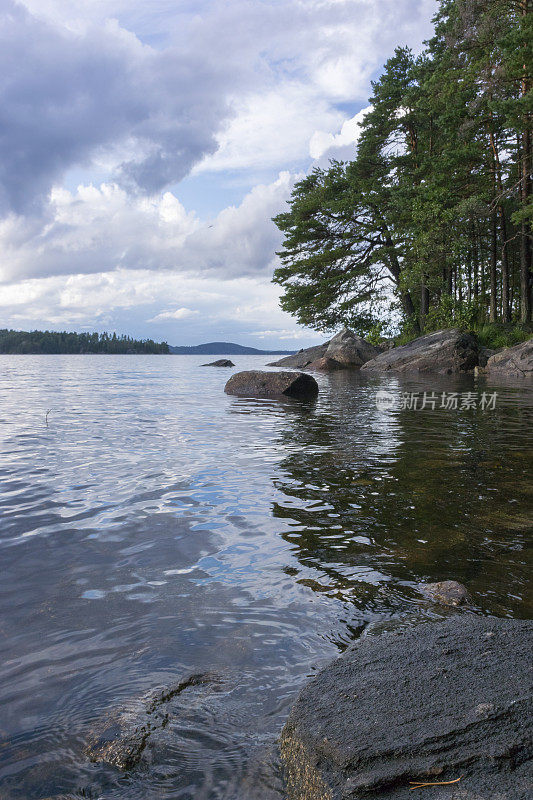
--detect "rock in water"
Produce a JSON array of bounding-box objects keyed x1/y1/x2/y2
[
  {"x1": 224, "y1": 371, "x2": 318, "y2": 400},
  {"x1": 361, "y1": 328, "x2": 479, "y2": 374},
  {"x1": 420, "y1": 580, "x2": 470, "y2": 606},
  {"x1": 486, "y1": 338, "x2": 533, "y2": 379},
  {"x1": 324, "y1": 329, "x2": 379, "y2": 367},
  {"x1": 201, "y1": 359, "x2": 235, "y2": 367},
  {"x1": 281, "y1": 617, "x2": 532, "y2": 800},
  {"x1": 84, "y1": 673, "x2": 217, "y2": 769}
]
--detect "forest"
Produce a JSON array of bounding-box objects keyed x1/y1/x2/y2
[
  {"x1": 273, "y1": 0, "x2": 532, "y2": 346},
  {"x1": 0, "y1": 329, "x2": 170, "y2": 354}
]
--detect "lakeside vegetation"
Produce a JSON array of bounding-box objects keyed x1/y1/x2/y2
[
  {"x1": 273, "y1": 0, "x2": 533, "y2": 347},
  {"x1": 0, "y1": 329, "x2": 170, "y2": 354}
]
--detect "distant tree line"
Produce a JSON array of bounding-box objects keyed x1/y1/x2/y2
[
  {"x1": 0, "y1": 329, "x2": 170, "y2": 354},
  {"x1": 273, "y1": 0, "x2": 532, "y2": 341}
]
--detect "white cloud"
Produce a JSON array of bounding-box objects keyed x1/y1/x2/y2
[
  {"x1": 0, "y1": 172, "x2": 295, "y2": 284},
  {"x1": 309, "y1": 105, "x2": 372, "y2": 160},
  {"x1": 1, "y1": 0, "x2": 438, "y2": 345},
  {"x1": 148, "y1": 307, "x2": 199, "y2": 321}
]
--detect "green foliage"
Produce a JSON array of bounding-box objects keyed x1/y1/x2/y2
[
  {"x1": 0, "y1": 329, "x2": 169, "y2": 355},
  {"x1": 422, "y1": 296, "x2": 484, "y2": 332},
  {"x1": 272, "y1": 0, "x2": 533, "y2": 336},
  {"x1": 476, "y1": 324, "x2": 533, "y2": 349}
]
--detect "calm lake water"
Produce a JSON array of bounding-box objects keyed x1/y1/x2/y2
[{"x1": 0, "y1": 355, "x2": 531, "y2": 799}]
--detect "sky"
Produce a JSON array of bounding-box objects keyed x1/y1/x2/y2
[{"x1": 1, "y1": 0, "x2": 437, "y2": 349}]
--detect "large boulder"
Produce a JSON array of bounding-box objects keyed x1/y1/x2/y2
[
  {"x1": 224, "y1": 370, "x2": 318, "y2": 400},
  {"x1": 268, "y1": 344, "x2": 329, "y2": 369},
  {"x1": 281, "y1": 617, "x2": 533, "y2": 800},
  {"x1": 324, "y1": 329, "x2": 379, "y2": 367},
  {"x1": 307, "y1": 357, "x2": 345, "y2": 372},
  {"x1": 361, "y1": 328, "x2": 479, "y2": 374},
  {"x1": 486, "y1": 338, "x2": 533, "y2": 379},
  {"x1": 268, "y1": 329, "x2": 377, "y2": 369}
]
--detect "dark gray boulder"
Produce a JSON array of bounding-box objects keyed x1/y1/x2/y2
[
  {"x1": 201, "y1": 359, "x2": 235, "y2": 367},
  {"x1": 281, "y1": 617, "x2": 533, "y2": 800},
  {"x1": 486, "y1": 338, "x2": 533, "y2": 379},
  {"x1": 420, "y1": 580, "x2": 470, "y2": 606},
  {"x1": 361, "y1": 328, "x2": 479, "y2": 374},
  {"x1": 324, "y1": 329, "x2": 379, "y2": 367},
  {"x1": 224, "y1": 371, "x2": 318, "y2": 400}
]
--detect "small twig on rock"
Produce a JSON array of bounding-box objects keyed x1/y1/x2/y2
[{"x1": 409, "y1": 776, "x2": 462, "y2": 790}]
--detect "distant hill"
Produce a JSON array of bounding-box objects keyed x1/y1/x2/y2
[{"x1": 169, "y1": 341, "x2": 296, "y2": 355}]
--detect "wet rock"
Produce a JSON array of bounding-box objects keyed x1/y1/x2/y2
[
  {"x1": 307, "y1": 357, "x2": 345, "y2": 372},
  {"x1": 420, "y1": 580, "x2": 470, "y2": 606},
  {"x1": 281, "y1": 617, "x2": 533, "y2": 800},
  {"x1": 324, "y1": 329, "x2": 379, "y2": 367},
  {"x1": 224, "y1": 371, "x2": 318, "y2": 400},
  {"x1": 268, "y1": 344, "x2": 329, "y2": 369},
  {"x1": 201, "y1": 359, "x2": 235, "y2": 367},
  {"x1": 84, "y1": 673, "x2": 217, "y2": 770},
  {"x1": 486, "y1": 338, "x2": 533, "y2": 379},
  {"x1": 361, "y1": 328, "x2": 479, "y2": 374}
]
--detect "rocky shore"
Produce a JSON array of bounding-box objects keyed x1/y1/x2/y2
[
  {"x1": 269, "y1": 327, "x2": 533, "y2": 379},
  {"x1": 281, "y1": 616, "x2": 533, "y2": 800}
]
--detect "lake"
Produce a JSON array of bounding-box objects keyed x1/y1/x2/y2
[{"x1": 0, "y1": 355, "x2": 531, "y2": 799}]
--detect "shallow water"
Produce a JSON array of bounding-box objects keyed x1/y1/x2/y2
[{"x1": 0, "y1": 354, "x2": 531, "y2": 799}]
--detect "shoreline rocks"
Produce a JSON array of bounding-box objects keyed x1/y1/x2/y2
[
  {"x1": 361, "y1": 328, "x2": 479, "y2": 374},
  {"x1": 486, "y1": 338, "x2": 533, "y2": 379},
  {"x1": 307, "y1": 357, "x2": 345, "y2": 372},
  {"x1": 224, "y1": 370, "x2": 319, "y2": 400},
  {"x1": 281, "y1": 617, "x2": 533, "y2": 800},
  {"x1": 324, "y1": 329, "x2": 379, "y2": 367},
  {"x1": 268, "y1": 329, "x2": 377, "y2": 370}
]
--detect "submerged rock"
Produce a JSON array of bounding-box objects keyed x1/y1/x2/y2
[
  {"x1": 486, "y1": 338, "x2": 533, "y2": 379},
  {"x1": 420, "y1": 580, "x2": 470, "y2": 606},
  {"x1": 201, "y1": 359, "x2": 235, "y2": 367},
  {"x1": 281, "y1": 617, "x2": 533, "y2": 800},
  {"x1": 224, "y1": 371, "x2": 318, "y2": 400},
  {"x1": 361, "y1": 328, "x2": 479, "y2": 374},
  {"x1": 324, "y1": 329, "x2": 379, "y2": 367},
  {"x1": 84, "y1": 673, "x2": 217, "y2": 770}
]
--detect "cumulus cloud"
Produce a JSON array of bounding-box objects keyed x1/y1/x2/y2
[
  {"x1": 0, "y1": 172, "x2": 295, "y2": 283},
  {"x1": 310, "y1": 106, "x2": 372, "y2": 161},
  {"x1": 1, "y1": 0, "x2": 438, "y2": 345},
  {"x1": 0, "y1": 0, "x2": 230, "y2": 213}
]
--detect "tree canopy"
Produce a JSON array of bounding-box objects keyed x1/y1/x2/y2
[{"x1": 273, "y1": 0, "x2": 532, "y2": 338}]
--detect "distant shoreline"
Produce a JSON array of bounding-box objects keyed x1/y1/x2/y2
[{"x1": 0, "y1": 329, "x2": 297, "y2": 356}]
